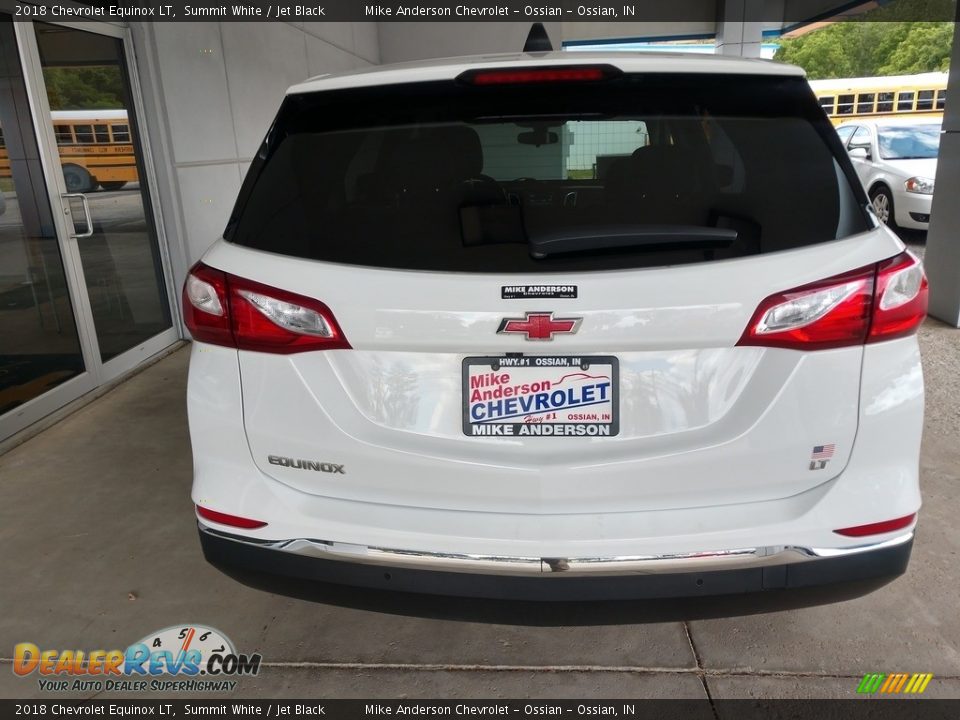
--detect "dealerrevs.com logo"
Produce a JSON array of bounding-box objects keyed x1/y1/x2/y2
[{"x1": 13, "y1": 624, "x2": 261, "y2": 693}]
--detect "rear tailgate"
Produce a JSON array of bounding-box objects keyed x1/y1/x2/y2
[
  {"x1": 206, "y1": 231, "x2": 897, "y2": 514},
  {"x1": 209, "y1": 69, "x2": 894, "y2": 515}
]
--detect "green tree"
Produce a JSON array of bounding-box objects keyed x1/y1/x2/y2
[
  {"x1": 773, "y1": 0, "x2": 955, "y2": 80},
  {"x1": 775, "y1": 21, "x2": 953, "y2": 78},
  {"x1": 42, "y1": 66, "x2": 126, "y2": 111},
  {"x1": 878, "y1": 23, "x2": 956, "y2": 73}
]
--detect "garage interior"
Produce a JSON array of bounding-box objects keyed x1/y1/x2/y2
[{"x1": 1, "y1": 0, "x2": 959, "y2": 701}]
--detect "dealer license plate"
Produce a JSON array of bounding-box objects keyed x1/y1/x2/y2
[{"x1": 462, "y1": 356, "x2": 619, "y2": 437}]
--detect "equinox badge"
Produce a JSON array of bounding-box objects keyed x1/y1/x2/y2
[{"x1": 268, "y1": 455, "x2": 345, "y2": 474}]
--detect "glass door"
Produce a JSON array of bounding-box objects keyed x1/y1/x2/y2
[
  {"x1": 0, "y1": 17, "x2": 177, "y2": 441},
  {"x1": 31, "y1": 22, "x2": 175, "y2": 368},
  {"x1": 0, "y1": 14, "x2": 95, "y2": 435}
]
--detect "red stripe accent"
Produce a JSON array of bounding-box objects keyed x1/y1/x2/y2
[
  {"x1": 196, "y1": 505, "x2": 267, "y2": 529},
  {"x1": 834, "y1": 513, "x2": 916, "y2": 537},
  {"x1": 180, "y1": 627, "x2": 196, "y2": 654}
]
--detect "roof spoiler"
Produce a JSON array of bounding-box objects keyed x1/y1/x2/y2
[{"x1": 523, "y1": 22, "x2": 553, "y2": 53}]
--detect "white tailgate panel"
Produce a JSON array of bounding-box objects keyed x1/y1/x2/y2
[{"x1": 205, "y1": 229, "x2": 901, "y2": 515}]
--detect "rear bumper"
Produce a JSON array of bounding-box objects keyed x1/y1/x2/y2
[{"x1": 199, "y1": 523, "x2": 913, "y2": 601}]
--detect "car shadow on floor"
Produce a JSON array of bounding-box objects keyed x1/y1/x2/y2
[
  {"x1": 214, "y1": 563, "x2": 896, "y2": 626},
  {"x1": 897, "y1": 229, "x2": 927, "y2": 246}
]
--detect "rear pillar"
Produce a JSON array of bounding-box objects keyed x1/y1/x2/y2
[{"x1": 924, "y1": 4, "x2": 960, "y2": 327}]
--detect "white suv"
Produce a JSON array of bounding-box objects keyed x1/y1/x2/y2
[{"x1": 183, "y1": 51, "x2": 927, "y2": 602}]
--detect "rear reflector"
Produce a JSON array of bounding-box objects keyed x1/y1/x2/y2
[
  {"x1": 834, "y1": 513, "x2": 916, "y2": 537},
  {"x1": 182, "y1": 261, "x2": 350, "y2": 354},
  {"x1": 458, "y1": 66, "x2": 617, "y2": 86},
  {"x1": 737, "y1": 251, "x2": 927, "y2": 351},
  {"x1": 196, "y1": 505, "x2": 268, "y2": 530}
]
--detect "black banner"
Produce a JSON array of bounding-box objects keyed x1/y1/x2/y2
[
  {"x1": 9, "y1": 0, "x2": 960, "y2": 22},
  {"x1": 2, "y1": 700, "x2": 960, "y2": 719}
]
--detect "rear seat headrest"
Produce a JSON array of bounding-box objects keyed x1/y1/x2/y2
[
  {"x1": 430, "y1": 125, "x2": 485, "y2": 179},
  {"x1": 385, "y1": 125, "x2": 486, "y2": 195},
  {"x1": 606, "y1": 144, "x2": 711, "y2": 200}
]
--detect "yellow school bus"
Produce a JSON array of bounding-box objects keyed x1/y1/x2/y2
[
  {"x1": 0, "y1": 109, "x2": 137, "y2": 192},
  {"x1": 809, "y1": 72, "x2": 948, "y2": 125}
]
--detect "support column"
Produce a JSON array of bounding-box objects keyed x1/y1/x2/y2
[
  {"x1": 715, "y1": 0, "x2": 764, "y2": 58},
  {"x1": 924, "y1": 7, "x2": 960, "y2": 327}
]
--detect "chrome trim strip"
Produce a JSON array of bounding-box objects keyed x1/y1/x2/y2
[
  {"x1": 806, "y1": 533, "x2": 916, "y2": 558},
  {"x1": 199, "y1": 523, "x2": 914, "y2": 577}
]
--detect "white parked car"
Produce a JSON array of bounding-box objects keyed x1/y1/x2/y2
[
  {"x1": 183, "y1": 48, "x2": 927, "y2": 602},
  {"x1": 837, "y1": 118, "x2": 941, "y2": 230}
]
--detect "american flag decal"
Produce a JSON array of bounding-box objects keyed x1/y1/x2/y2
[{"x1": 812, "y1": 444, "x2": 836, "y2": 459}]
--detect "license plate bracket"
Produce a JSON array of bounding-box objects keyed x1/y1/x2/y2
[{"x1": 462, "y1": 355, "x2": 619, "y2": 437}]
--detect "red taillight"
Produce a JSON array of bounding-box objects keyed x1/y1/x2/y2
[
  {"x1": 196, "y1": 505, "x2": 268, "y2": 530},
  {"x1": 867, "y1": 251, "x2": 929, "y2": 343},
  {"x1": 737, "y1": 266, "x2": 874, "y2": 350},
  {"x1": 182, "y1": 263, "x2": 232, "y2": 347},
  {"x1": 737, "y1": 251, "x2": 927, "y2": 351},
  {"x1": 182, "y1": 261, "x2": 350, "y2": 354},
  {"x1": 458, "y1": 66, "x2": 616, "y2": 86},
  {"x1": 834, "y1": 513, "x2": 916, "y2": 537},
  {"x1": 228, "y1": 276, "x2": 350, "y2": 354}
]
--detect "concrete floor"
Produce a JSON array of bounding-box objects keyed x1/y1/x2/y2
[{"x1": 1, "y1": 312, "x2": 959, "y2": 701}]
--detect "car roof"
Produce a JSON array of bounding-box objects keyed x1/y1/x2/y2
[{"x1": 287, "y1": 51, "x2": 804, "y2": 95}]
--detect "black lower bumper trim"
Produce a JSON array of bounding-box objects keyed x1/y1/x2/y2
[{"x1": 199, "y1": 529, "x2": 912, "y2": 602}]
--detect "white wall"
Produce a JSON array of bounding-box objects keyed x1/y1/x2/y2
[{"x1": 132, "y1": 21, "x2": 379, "y2": 304}]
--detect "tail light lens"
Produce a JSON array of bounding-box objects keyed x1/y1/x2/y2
[
  {"x1": 196, "y1": 505, "x2": 267, "y2": 530},
  {"x1": 834, "y1": 513, "x2": 916, "y2": 537},
  {"x1": 183, "y1": 264, "x2": 232, "y2": 347},
  {"x1": 868, "y1": 252, "x2": 929, "y2": 343},
  {"x1": 182, "y1": 261, "x2": 350, "y2": 354},
  {"x1": 738, "y1": 251, "x2": 927, "y2": 351}
]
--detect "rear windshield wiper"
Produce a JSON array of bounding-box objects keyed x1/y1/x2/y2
[{"x1": 528, "y1": 225, "x2": 738, "y2": 259}]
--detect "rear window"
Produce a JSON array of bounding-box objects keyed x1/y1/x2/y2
[{"x1": 226, "y1": 73, "x2": 869, "y2": 273}]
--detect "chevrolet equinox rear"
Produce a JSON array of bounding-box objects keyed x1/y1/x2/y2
[{"x1": 184, "y1": 51, "x2": 926, "y2": 602}]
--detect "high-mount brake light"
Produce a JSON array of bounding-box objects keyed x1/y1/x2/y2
[
  {"x1": 737, "y1": 251, "x2": 927, "y2": 351},
  {"x1": 181, "y1": 261, "x2": 351, "y2": 354},
  {"x1": 458, "y1": 66, "x2": 617, "y2": 86}
]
